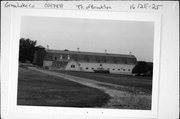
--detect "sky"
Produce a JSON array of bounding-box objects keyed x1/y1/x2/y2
[{"x1": 20, "y1": 16, "x2": 154, "y2": 62}]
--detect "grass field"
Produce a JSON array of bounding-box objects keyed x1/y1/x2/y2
[
  {"x1": 52, "y1": 70, "x2": 152, "y2": 94},
  {"x1": 17, "y1": 67, "x2": 110, "y2": 107},
  {"x1": 17, "y1": 64, "x2": 152, "y2": 109}
]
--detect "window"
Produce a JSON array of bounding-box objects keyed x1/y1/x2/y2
[
  {"x1": 71, "y1": 65, "x2": 75, "y2": 68},
  {"x1": 123, "y1": 69, "x2": 125, "y2": 71},
  {"x1": 118, "y1": 69, "x2": 120, "y2": 71},
  {"x1": 86, "y1": 67, "x2": 89, "y2": 70},
  {"x1": 67, "y1": 55, "x2": 70, "y2": 60},
  {"x1": 54, "y1": 57, "x2": 57, "y2": 61},
  {"x1": 91, "y1": 68, "x2": 94, "y2": 70},
  {"x1": 113, "y1": 69, "x2": 115, "y2": 71},
  {"x1": 128, "y1": 69, "x2": 131, "y2": 71}
]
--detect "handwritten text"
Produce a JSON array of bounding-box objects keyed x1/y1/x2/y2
[
  {"x1": 76, "y1": 4, "x2": 112, "y2": 10},
  {"x1": 44, "y1": 2, "x2": 63, "y2": 9},
  {"x1": 4, "y1": 2, "x2": 35, "y2": 8},
  {"x1": 130, "y1": 3, "x2": 163, "y2": 10}
]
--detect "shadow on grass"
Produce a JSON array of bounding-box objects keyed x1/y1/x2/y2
[{"x1": 17, "y1": 67, "x2": 110, "y2": 107}]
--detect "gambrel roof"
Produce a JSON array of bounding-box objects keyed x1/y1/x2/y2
[{"x1": 46, "y1": 49, "x2": 136, "y2": 59}]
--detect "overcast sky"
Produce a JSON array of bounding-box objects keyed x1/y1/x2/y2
[{"x1": 20, "y1": 16, "x2": 154, "y2": 62}]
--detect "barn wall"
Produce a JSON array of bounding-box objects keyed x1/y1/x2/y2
[
  {"x1": 41, "y1": 50, "x2": 137, "y2": 75},
  {"x1": 65, "y1": 60, "x2": 81, "y2": 71},
  {"x1": 79, "y1": 62, "x2": 135, "y2": 75}
]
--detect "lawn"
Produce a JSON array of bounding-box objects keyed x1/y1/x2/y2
[
  {"x1": 51, "y1": 70, "x2": 152, "y2": 94},
  {"x1": 17, "y1": 67, "x2": 110, "y2": 107}
]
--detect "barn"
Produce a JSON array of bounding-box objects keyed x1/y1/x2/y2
[{"x1": 33, "y1": 47, "x2": 137, "y2": 75}]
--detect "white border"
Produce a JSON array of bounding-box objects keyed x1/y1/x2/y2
[{"x1": 7, "y1": 9, "x2": 161, "y2": 119}]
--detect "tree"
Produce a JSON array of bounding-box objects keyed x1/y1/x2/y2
[
  {"x1": 132, "y1": 61, "x2": 153, "y2": 76},
  {"x1": 19, "y1": 38, "x2": 37, "y2": 63}
]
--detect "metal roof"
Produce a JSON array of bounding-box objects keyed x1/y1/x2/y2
[{"x1": 46, "y1": 49, "x2": 136, "y2": 59}]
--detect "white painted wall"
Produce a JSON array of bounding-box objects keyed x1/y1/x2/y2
[
  {"x1": 79, "y1": 62, "x2": 135, "y2": 75},
  {"x1": 43, "y1": 60, "x2": 135, "y2": 75},
  {"x1": 65, "y1": 60, "x2": 81, "y2": 71}
]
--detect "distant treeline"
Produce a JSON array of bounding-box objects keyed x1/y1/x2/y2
[{"x1": 19, "y1": 38, "x2": 37, "y2": 63}]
